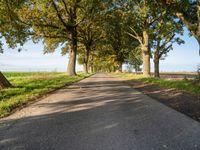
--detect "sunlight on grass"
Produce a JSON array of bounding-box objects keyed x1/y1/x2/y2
[
  {"x1": 0, "y1": 72, "x2": 92, "y2": 118},
  {"x1": 112, "y1": 72, "x2": 144, "y2": 80},
  {"x1": 112, "y1": 73, "x2": 200, "y2": 95}
]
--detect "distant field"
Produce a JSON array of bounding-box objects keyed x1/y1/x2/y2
[
  {"x1": 0, "y1": 72, "x2": 91, "y2": 118},
  {"x1": 159, "y1": 72, "x2": 197, "y2": 80},
  {"x1": 126, "y1": 72, "x2": 198, "y2": 80}
]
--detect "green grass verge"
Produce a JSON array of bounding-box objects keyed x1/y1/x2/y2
[
  {"x1": 112, "y1": 73, "x2": 200, "y2": 95},
  {"x1": 0, "y1": 72, "x2": 92, "y2": 118}
]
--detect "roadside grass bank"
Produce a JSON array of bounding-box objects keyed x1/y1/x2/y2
[
  {"x1": 0, "y1": 72, "x2": 92, "y2": 118},
  {"x1": 112, "y1": 72, "x2": 200, "y2": 121},
  {"x1": 112, "y1": 73, "x2": 200, "y2": 95}
]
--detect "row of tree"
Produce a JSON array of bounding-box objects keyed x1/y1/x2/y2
[
  {"x1": 0, "y1": 0, "x2": 199, "y2": 89},
  {"x1": 77, "y1": 0, "x2": 197, "y2": 76}
]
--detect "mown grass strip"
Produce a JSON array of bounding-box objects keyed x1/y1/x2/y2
[{"x1": 0, "y1": 72, "x2": 92, "y2": 118}]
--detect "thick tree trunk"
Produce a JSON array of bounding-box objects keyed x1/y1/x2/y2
[
  {"x1": 0, "y1": 72, "x2": 11, "y2": 89},
  {"x1": 154, "y1": 49, "x2": 160, "y2": 78},
  {"x1": 67, "y1": 44, "x2": 77, "y2": 76},
  {"x1": 154, "y1": 58, "x2": 160, "y2": 78},
  {"x1": 67, "y1": 29, "x2": 77, "y2": 76},
  {"x1": 141, "y1": 30, "x2": 151, "y2": 77},
  {"x1": 67, "y1": 6, "x2": 78, "y2": 76}
]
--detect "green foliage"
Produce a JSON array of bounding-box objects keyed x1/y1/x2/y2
[
  {"x1": 159, "y1": 0, "x2": 200, "y2": 53},
  {"x1": 126, "y1": 47, "x2": 142, "y2": 72},
  {"x1": 104, "y1": 8, "x2": 128, "y2": 60},
  {"x1": 88, "y1": 1, "x2": 141, "y2": 72},
  {"x1": 0, "y1": 0, "x2": 199, "y2": 76},
  {"x1": 0, "y1": 0, "x2": 30, "y2": 51},
  {"x1": 77, "y1": 0, "x2": 104, "y2": 71},
  {"x1": 151, "y1": 9, "x2": 185, "y2": 60},
  {"x1": 0, "y1": 72, "x2": 91, "y2": 117},
  {"x1": 0, "y1": 0, "x2": 107, "y2": 75}
]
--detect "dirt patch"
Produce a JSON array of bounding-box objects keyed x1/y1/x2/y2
[{"x1": 124, "y1": 80, "x2": 200, "y2": 122}]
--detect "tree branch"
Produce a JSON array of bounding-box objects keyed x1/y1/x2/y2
[
  {"x1": 52, "y1": 0, "x2": 69, "y2": 30},
  {"x1": 159, "y1": 44, "x2": 172, "y2": 58},
  {"x1": 128, "y1": 27, "x2": 142, "y2": 44},
  {"x1": 61, "y1": 0, "x2": 70, "y2": 14},
  {"x1": 176, "y1": 12, "x2": 196, "y2": 35}
]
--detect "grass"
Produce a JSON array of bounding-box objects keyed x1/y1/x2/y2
[
  {"x1": 112, "y1": 73, "x2": 200, "y2": 95},
  {"x1": 0, "y1": 72, "x2": 92, "y2": 118}
]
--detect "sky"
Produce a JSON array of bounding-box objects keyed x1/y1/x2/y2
[{"x1": 0, "y1": 29, "x2": 199, "y2": 72}]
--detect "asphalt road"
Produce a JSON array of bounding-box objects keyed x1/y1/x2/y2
[{"x1": 1, "y1": 73, "x2": 200, "y2": 150}]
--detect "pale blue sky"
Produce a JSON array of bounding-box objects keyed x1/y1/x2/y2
[
  {"x1": 158, "y1": 29, "x2": 199, "y2": 72},
  {"x1": 0, "y1": 29, "x2": 199, "y2": 72}
]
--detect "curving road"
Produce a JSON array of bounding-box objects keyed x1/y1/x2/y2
[{"x1": 1, "y1": 73, "x2": 200, "y2": 150}]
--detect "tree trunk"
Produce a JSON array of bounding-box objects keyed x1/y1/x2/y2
[
  {"x1": 83, "y1": 46, "x2": 90, "y2": 74},
  {"x1": 154, "y1": 56, "x2": 160, "y2": 78},
  {"x1": 141, "y1": 29, "x2": 151, "y2": 77},
  {"x1": 67, "y1": 29, "x2": 77, "y2": 76},
  {"x1": 83, "y1": 63, "x2": 88, "y2": 73},
  {"x1": 115, "y1": 62, "x2": 123, "y2": 73},
  {"x1": 0, "y1": 72, "x2": 12, "y2": 89},
  {"x1": 88, "y1": 65, "x2": 92, "y2": 73}
]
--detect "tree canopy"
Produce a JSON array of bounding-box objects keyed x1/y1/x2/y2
[{"x1": 0, "y1": 0, "x2": 198, "y2": 80}]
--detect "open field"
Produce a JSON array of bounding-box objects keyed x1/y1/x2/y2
[
  {"x1": 126, "y1": 72, "x2": 198, "y2": 80},
  {"x1": 0, "y1": 72, "x2": 91, "y2": 118},
  {"x1": 159, "y1": 72, "x2": 197, "y2": 80}
]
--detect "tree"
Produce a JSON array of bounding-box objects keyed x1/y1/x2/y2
[
  {"x1": 0, "y1": 38, "x2": 12, "y2": 88},
  {"x1": 152, "y1": 35, "x2": 184, "y2": 78},
  {"x1": 0, "y1": 0, "x2": 29, "y2": 89},
  {"x1": 126, "y1": 47, "x2": 142, "y2": 73},
  {"x1": 161, "y1": 0, "x2": 200, "y2": 54},
  {"x1": 103, "y1": 9, "x2": 127, "y2": 72},
  {"x1": 151, "y1": 12, "x2": 184, "y2": 77},
  {"x1": 78, "y1": 0, "x2": 104, "y2": 73},
  {"x1": 0, "y1": 72, "x2": 12, "y2": 89},
  {"x1": 2, "y1": 0, "x2": 97, "y2": 76},
  {"x1": 88, "y1": 42, "x2": 119, "y2": 72},
  {"x1": 0, "y1": 38, "x2": 11, "y2": 89},
  {"x1": 80, "y1": 0, "x2": 144, "y2": 73},
  {"x1": 126, "y1": 0, "x2": 163, "y2": 76}
]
